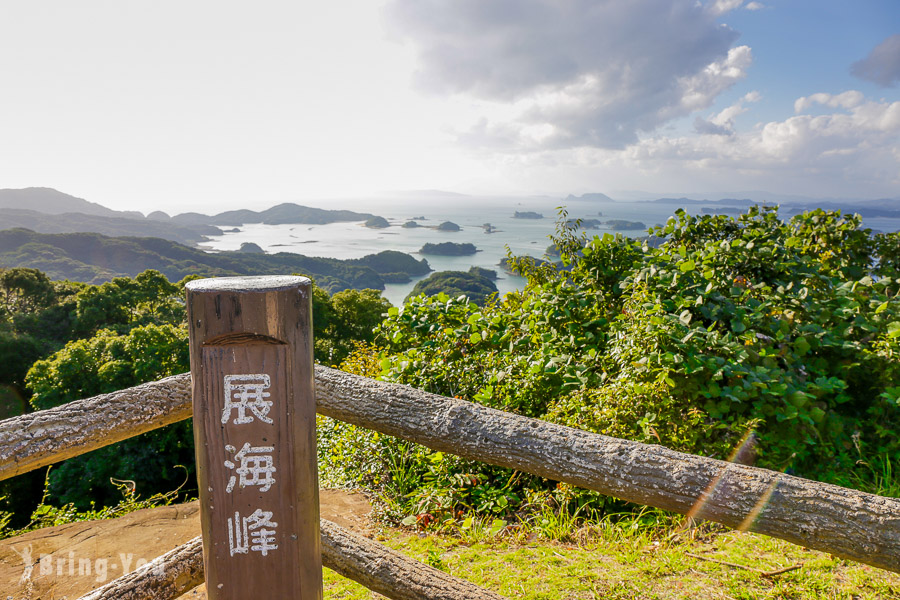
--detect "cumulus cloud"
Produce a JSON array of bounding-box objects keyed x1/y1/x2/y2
[
  {"x1": 625, "y1": 92, "x2": 900, "y2": 191},
  {"x1": 694, "y1": 90, "x2": 761, "y2": 135},
  {"x1": 794, "y1": 90, "x2": 864, "y2": 113},
  {"x1": 706, "y1": 0, "x2": 745, "y2": 17},
  {"x1": 386, "y1": 0, "x2": 748, "y2": 149},
  {"x1": 851, "y1": 34, "x2": 900, "y2": 87},
  {"x1": 744, "y1": 2, "x2": 766, "y2": 10}
]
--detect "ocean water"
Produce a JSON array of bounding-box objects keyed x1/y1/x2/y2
[{"x1": 198, "y1": 197, "x2": 900, "y2": 306}]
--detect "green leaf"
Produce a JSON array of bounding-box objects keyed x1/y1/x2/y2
[
  {"x1": 793, "y1": 337, "x2": 810, "y2": 355},
  {"x1": 679, "y1": 260, "x2": 696, "y2": 273},
  {"x1": 469, "y1": 332, "x2": 482, "y2": 343},
  {"x1": 401, "y1": 515, "x2": 417, "y2": 527},
  {"x1": 888, "y1": 322, "x2": 900, "y2": 339},
  {"x1": 679, "y1": 310, "x2": 692, "y2": 325}
]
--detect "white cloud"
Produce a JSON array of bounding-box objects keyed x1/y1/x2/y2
[
  {"x1": 744, "y1": 2, "x2": 765, "y2": 10},
  {"x1": 694, "y1": 90, "x2": 761, "y2": 136},
  {"x1": 622, "y1": 92, "x2": 900, "y2": 193},
  {"x1": 706, "y1": 0, "x2": 745, "y2": 17},
  {"x1": 851, "y1": 34, "x2": 900, "y2": 88},
  {"x1": 386, "y1": 0, "x2": 746, "y2": 149},
  {"x1": 794, "y1": 90, "x2": 864, "y2": 113}
]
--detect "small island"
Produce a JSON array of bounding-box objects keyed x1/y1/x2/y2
[
  {"x1": 606, "y1": 219, "x2": 646, "y2": 230},
  {"x1": 402, "y1": 221, "x2": 420, "y2": 228},
  {"x1": 436, "y1": 221, "x2": 460, "y2": 232},
  {"x1": 702, "y1": 207, "x2": 743, "y2": 215},
  {"x1": 365, "y1": 216, "x2": 390, "y2": 229},
  {"x1": 482, "y1": 223, "x2": 497, "y2": 233},
  {"x1": 238, "y1": 242, "x2": 265, "y2": 253},
  {"x1": 514, "y1": 211, "x2": 543, "y2": 219},
  {"x1": 469, "y1": 266, "x2": 498, "y2": 280},
  {"x1": 406, "y1": 270, "x2": 498, "y2": 306},
  {"x1": 566, "y1": 218, "x2": 604, "y2": 229},
  {"x1": 420, "y1": 242, "x2": 477, "y2": 256}
]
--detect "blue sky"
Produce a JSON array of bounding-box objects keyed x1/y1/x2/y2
[
  {"x1": 719, "y1": 2, "x2": 898, "y2": 119},
  {"x1": 0, "y1": 0, "x2": 897, "y2": 213}
]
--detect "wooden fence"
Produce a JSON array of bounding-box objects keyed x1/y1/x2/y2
[{"x1": 1, "y1": 365, "x2": 899, "y2": 598}]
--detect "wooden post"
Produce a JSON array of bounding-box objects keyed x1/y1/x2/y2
[{"x1": 186, "y1": 276, "x2": 322, "y2": 599}]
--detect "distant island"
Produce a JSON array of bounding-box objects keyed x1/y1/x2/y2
[
  {"x1": 514, "y1": 211, "x2": 543, "y2": 219},
  {"x1": 406, "y1": 269, "x2": 498, "y2": 306},
  {"x1": 365, "y1": 216, "x2": 390, "y2": 229},
  {"x1": 238, "y1": 242, "x2": 264, "y2": 253},
  {"x1": 606, "y1": 219, "x2": 646, "y2": 230},
  {"x1": 402, "y1": 221, "x2": 420, "y2": 228},
  {"x1": 420, "y1": 242, "x2": 477, "y2": 256},
  {"x1": 566, "y1": 218, "x2": 604, "y2": 229},
  {"x1": 172, "y1": 203, "x2": 378, "y2": 227},
  {"x1": 702, "y1": 207, "x2": 744, "y2": 215},
  {"x1": 564, "y1": 192, "x2": 614, "y2": 202},
  {"x1": 436, "y1": 221, "x2": 461, "y2": 232},
  {"x1": 469, "y1": 266, "x2": 498, "y2": 280}
]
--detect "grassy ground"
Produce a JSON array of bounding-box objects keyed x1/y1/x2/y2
[{"x1": 322, "y1": 525, "x2": 900, "y2": 599}]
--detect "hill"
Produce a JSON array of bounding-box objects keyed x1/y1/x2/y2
[
  {"x1": 171, "y1": 203, "x2": 377, "y2": 226},
  {"x1": 0, "y1": 229, "x2": 426, "y2": 293},
  {"x1": 0, "y1": 208, "x2": 220, "y2": 246},
  {"x1": 0, "y1": 187, "x2": 143, "y2": 218}
]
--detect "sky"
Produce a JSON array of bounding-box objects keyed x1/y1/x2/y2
[{"x1": 0, "y1": 0, "x2": 898, "y2": 214}]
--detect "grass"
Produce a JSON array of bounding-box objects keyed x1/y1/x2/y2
[{"x1": 322, "y1": 523, "x2": 900, "y2": 599}]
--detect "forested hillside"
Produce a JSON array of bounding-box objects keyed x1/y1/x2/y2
[{"x1": 0, "y1": 228, "x2": 428, "y2": 292}]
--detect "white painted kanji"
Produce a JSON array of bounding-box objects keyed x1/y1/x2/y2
[
  {"x1": 227, "y1": 509, "x2": 279, "y2": 557},
  {"x1": 224, "y1": 442, "x2": 276, "y2": 493},
  {"x1": 227, "y1": 511, "x2": 249, "y2": 556},
  {"x1": 222, "y1": 374, "x2": 273, "y2": 425}
]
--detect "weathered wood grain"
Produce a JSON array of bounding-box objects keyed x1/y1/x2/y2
[
  {"x1": 186, "y1": 275, "x2": 322, "y2": 600},
  {"x1": 75, "y1": 520, "x2": 507, "y2": 600},
  {"x1": 76, "y1": 535, "x2": 204, "y2": 600},
  {"x1": 0, "y1": 373, "x2": 192, "y2": 481}
]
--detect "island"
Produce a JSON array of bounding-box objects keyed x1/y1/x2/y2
[
  {"x1": 469, "y1": 266, "x2": 498, "y2": 280},
  {"x1": 566, "y1": 218, "x2": 604, "y2": 229},
  {"x1": 606, "y1": 219, "x2": 646, "y2": 230},
  {"x1": 406, "y1": 270, "x2": 498, "y2": 306},
  {"x1": 514, "y1": 211, "x2": 543, "y2": 219},
  {"x1": 402, "y1": 221, "x2": 420, "y2": 228},
  {"x1": 365, "y1": 216, "x2": 390, "y2": 229},
  {"x1": 436, "y1": 221, "x2": 461, "y2": 232},
  {"x1": 238, "y1": 242, "x2": 264, "y2": 253},
  {"x1": 420, "y1": 242, "x2": 477, "y2": 256}
]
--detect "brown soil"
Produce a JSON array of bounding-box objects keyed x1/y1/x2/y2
[{"x1": 0, "y1": 489, "x2": 372, "y2": 599}]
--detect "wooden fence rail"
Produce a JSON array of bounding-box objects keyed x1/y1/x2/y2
[
  {"x1": 1, "y1": 367, "x2": 898, "y2": 573},
  {"x1": 75, "y1": 519, "x2": 504, "y2": 600}
]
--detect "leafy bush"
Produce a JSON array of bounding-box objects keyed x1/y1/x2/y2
[{"x1": 347, "y1": 207, "x2": 900, "y2": 529}]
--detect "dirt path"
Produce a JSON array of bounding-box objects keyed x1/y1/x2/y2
[{"x1": 0, "y1": 489, "x2": 371, "y2": 599}]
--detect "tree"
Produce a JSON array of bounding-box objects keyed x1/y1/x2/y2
[
  {"x1": 26, "y1": 323, "x2": 193, "y2": 508},
  {"x1": 74, "y1": 269, "x2": 183, "y2": 335},
  {"x1": 0, "y1": 267, "x2": 56, "y2": 317}
]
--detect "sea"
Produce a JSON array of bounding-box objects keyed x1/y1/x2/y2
[{"x1": 198, "y1": 196, "x2": 900, "y2": 306}]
